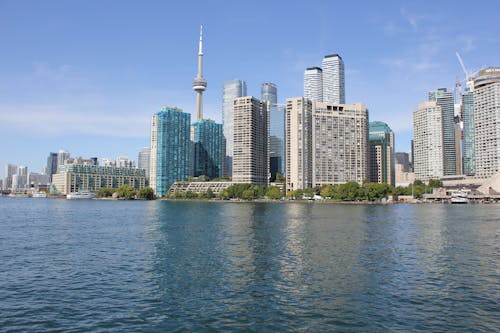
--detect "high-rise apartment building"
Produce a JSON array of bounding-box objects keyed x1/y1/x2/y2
[
  {"x1": 285, "y1": 97, "x2": 313, "y2": 191},
  {"x1": 192, "y1": 119, "x2": 224, "y2": 179},
  {"x1": 232, "y1": 96, "x2": 269, "y2": 186},
  {"x1": 3, "y1": 163, "x2": 17, "y2": 190},
  {"x1": 413, "y1": 101, "x2": 444, "y2": 181},
  {"x1": 261, "y1": 82, "x2": 284, "y2": 181},
  {"x1": 150, "y1": 107, "x2": 191, "y2": 196},
  {"x1": 322, "y1": 54, "x2": 345, "y2": 104},
  {"x1": 222, "y1": 79, "x2": 247, "y2": 176},
  {"x1": 462, "y1": 88, "x2": 475, "y2": 176},
  {"x1": 429, "y1": 88, "x2": 456, "y2": 175},
  {"x1": 369, "y1": 121, "x2": 395, "y2": 185},
  {"x1": 138, "y1": 147, "x2": 150, "y2": 179},
  {"x1": 304, "y1": 67, "x2": 323, "y2": 102},
  {"x1": 312, "y1": 101, "x2": 368, "y2": 186},
  {"x1": 473, "y1": 67, "x2": 500, "y2": 177}
]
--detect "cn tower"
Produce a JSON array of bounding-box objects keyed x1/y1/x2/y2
[{"x1": 192, "y1": 25, "x2": 207, "y2": 121}]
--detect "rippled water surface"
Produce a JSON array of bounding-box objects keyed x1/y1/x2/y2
[{"x1": 1, "y1": 198, "x2": 498, "y2": 332}]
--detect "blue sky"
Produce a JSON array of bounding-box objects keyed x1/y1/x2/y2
[{"x1": 1, "y1": 0, "x2": 499, "y2": 172}]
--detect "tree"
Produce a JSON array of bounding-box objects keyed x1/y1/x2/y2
[
  {"x1": 275, "y1": 172, "x2": 285, "y2": 182},
  {"x1": 116, "y1": 184, "x2": 137, "y2": 200},
  {"x1": 206, "y1": 188, "x2": 214, "y2": 199},
  {"x1": 137, "y1": 187, "x2": 155, "y2": 200},
  {"x1": 97, "y1": 188, "x2": 115, "y2": 198},
  {"x1": 303, "y1": 187, "x2": 315, "y2": 199},
  {"x1": 428, "y1": 179, "x2": 443, "y2": 188},
  {"x1": 266, "y1": 186, "x2": 282, "y2": 200}
]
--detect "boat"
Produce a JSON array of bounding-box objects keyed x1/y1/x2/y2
[
  {"x1": 450, "y1": 190, "x2": 469, "y2": 204},
  {"x1": 31, "y1": 191, "x2": 47, "y2": 198},
  {"x1": 66, "y1": 191, "x2": 96, "y2": 200}
]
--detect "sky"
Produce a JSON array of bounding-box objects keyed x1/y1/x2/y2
[{"x1": 1, "y1": 0, "x2": 499, "y2": 173}]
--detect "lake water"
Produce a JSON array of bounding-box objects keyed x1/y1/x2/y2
[{"x1": 0, "y1": 198, "x2": 498, "y2": 332}]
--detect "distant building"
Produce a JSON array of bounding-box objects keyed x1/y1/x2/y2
[
  {"x1": 28, "y1": 172, "x2": 50, "y2": 188},
  {"x1": 138, "y1": 147, "x2": 150, "y2": 179},
  {"x1": 52, "y1": 164, "x2": 146, "y2": 195},
  {"x1": 46, "y1": 152, "x2": 58, "y2": 181},
  {"x1": 322, "y1": 54, "x2": 345, "y2": 104},
  {"x1": 150, "y1": 107, "x2": 191, "y2": 196},
  {"x1": 222, "y1": 79, "x2": 247, "y2": 176},
  {"x1": 57, "y1": 150, "x2": 70, "y2": 168},
  {"x1": 429, "y1": 88, "x2": 456, "y2": 175},
  {"x1": 285, "y1": 97, "x2": 313, "y2": 191},
  {"x1": 369, "y1": 121, "x2": 395, "y2": 185},
  {"x1": 66, "y1": 157, "x2": 98, "y2": 166},
  {"x1": 304, "y1": 67, "x2": 323, "y2": 102},
  {"x1": 473, "y1": 67, "x2": 500, "y2": 177},
  {"x1": 192, "y1": 119, "x2": 224, "y2": 179},
  {"x1": 454, "y1": 116, "x2": 462, "y2": 175},
  {"x1": 395, "y1": 152, "x2": 415, "y2": 186},
  {"x1": 3, "y1": 164, "x2": 17, "y2": 190},
  {"x1": 462, "y1": 88, "x2": 475, "y2": 176},
  {"x1": 232, "y1": 96, "x2": 269, "y2": 186},
  {"x1": 413, "y1": 101, "x2": 444, "y2": 181},
  {"x1": 261, "y1": 82, "x2": 284, "y2": 181}
]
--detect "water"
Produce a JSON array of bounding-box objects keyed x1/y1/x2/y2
[{"x1": 0, "y1": 198, "x2": 498, "y2": 332}]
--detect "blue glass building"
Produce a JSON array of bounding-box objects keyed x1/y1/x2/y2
[
  {"x1": 261, "y1": 82, "x2": 284, "y2": 181},
  {"x1": 150, "y1": 107, "x2": 191, "y2": 197},
  {"x1": 368, "y1": 121, "x2": 395, "y2": 185},
  {"x1": 192, "y1": 120, "x2": 224, "y2": 179}
]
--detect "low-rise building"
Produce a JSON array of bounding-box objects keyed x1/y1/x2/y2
[{"x1": 52, "y1": 164, "x2": 146, "y2": 194}]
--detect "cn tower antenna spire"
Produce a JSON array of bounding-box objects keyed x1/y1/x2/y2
[{"x1": 193, "y1": 24, "x2": 207, "y2": 121}]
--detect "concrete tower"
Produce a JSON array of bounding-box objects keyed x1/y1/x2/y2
[{"x1": 192, "y1": 25, "x2": 207, "y2": 121}]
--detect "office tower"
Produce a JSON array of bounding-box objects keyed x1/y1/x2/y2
[
  {"x1": 454, "y1": 116, "x2": 462, "y2": 175},
  {"x1": 14, "y1": 166, "x2": 28, "y2": 190},
  {"x1": 395, "y1": 152, "x2": 411, "y2": 172},
  {"x1": 312, "y1": 102, "x2": 368, "y2": 186},
  {"x1": 232, "y1": 96, "x2": 269, "y2": 185},
  {"x1": 150, "y1": 107, "x2": 191, "y2": 196},
  {"x1": 429, "y1": 88, "x2": 456, "y2": 175},
  {"x1": 3, "y1": 164, "x2": 17, "y2": 190},
  {"x1": 322, "y1": 54, "x2": 345, "y2": 104},
  {"x1": 462, "y1": 88, "x2": 475, "y2": 175},
  {"x1": 192, "y1": 120, "x2": 224, "y2": 179},
  {"x1": 304, "y1": 67, "x2": 323, "y2": 102},
  {"x1": 261, "y1": 82, "x2": 284, "y2": 181},
  {"x1": 138, "y1": 147, "x2": 150, "y2": 179},
  {"x1": 192, "y1": 25, "x2": 207, "y2": 121},
  {"x1": 413, "y1": 101, "x2": 444, "y2": 181},
  {"x1": 285, "y1": 97, "x2": 313, "y2": 191},
  {"x1": 46, "y1": 152, "x2": 58, "y2": 181},
  {"x1": 57, "y1": 150, "x2": 70, "y2": 167},
  {"x1": 222, "y1": 79, "x2": 247, "y2": 176},
  {"x1": 369, "y1": 121, "x2": 395, "y2": 185},
  {"x1": 473, "y1": 67, "x2": 500, "y2": 177},
  {"x1": 114, "y1": 156, "x2": 134, "y2": 168}
]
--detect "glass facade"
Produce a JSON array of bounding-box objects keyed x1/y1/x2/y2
[
  {"x1": 461, "y1": 89, "x2": 475, "y2": 175},
  {"x1": 261, "y1": 82, "x2": 284, "y2": 181},
  {"x1": 369, "y1": 121, "x2": 395, "y2": 185},
  {"x1": 192, "y1": 120, "x2": 224, "y2": 179},
  {"x1": 222, "y1": 80, "x2": 247, "y2": 176},
  {"x1": 150, "y1": 108, "x2": 191, "y2": 197}
]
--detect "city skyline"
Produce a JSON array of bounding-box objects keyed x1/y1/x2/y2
[{"x1": 1, "y1": 1, "x2": 499, "y2": 171}]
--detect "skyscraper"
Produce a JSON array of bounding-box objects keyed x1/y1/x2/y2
[
  {"x1": 285, "y1": 97, "x2": 313, "y2": 191},
  {"x1": 322, "y1": 54, "x2": 345, "y2": 104},
  {"x1": 138, "y1": 147, "x2": 150, "y2": 179},
  {"x1": 261, "y1": 82, "x2": 284, "y2": 181},
  {"x1": 413, "y1": 101, "x2": 444, "y2": 181},
  {"x1": 3, "y1": 163, "x2": 17, "y2": 190},
  {"x1": 192, "y1": 119, "x2": 224, "y2": 179},
  {"x1": 46, "y1": 152, "x2": 58, "y2": 181},
  {"x1": 192, "y1": 25, "x2": 207, "y2": 121},
  {"x1": 429, "y1": 88, "x2": 456, "y2": 175},
  {"x1": 369, "y1": 121, "x2": 395, "y2": 185},
  {"x1": 222, "y1": 79, "x2": 247, "y2": 176},
  {"x1": 150, "y1": 107, "x2": 191, "y2": 196},
  {"x1": 304, "y1": 67, "x2": 323, "y2": 102},
  {"x1": 232, "y1": 96, "x2": 269, "y2": 186},
  {"x1": 473, "y1": 67, "x2": 500, "y2": 177},
  {"x1": 57, "y1": 150, "x2": 70, "y2": 167},
  {"x1": 312, "y1": 101, "x2": 368, "y2": 186},
  {"x1": 462, "y1": 88, "x2": 475, "y2": 176}
]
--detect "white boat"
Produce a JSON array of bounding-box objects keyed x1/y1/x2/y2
[
  {"x1": 451, "y1": 190, "x2": 469, "y2": 204},
  {"x1": 66, "y1": 191, "x2": 96, "y2": 200},
  {"x1": 32, "y1": 191, "x2": 47, "y2": 198}
]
